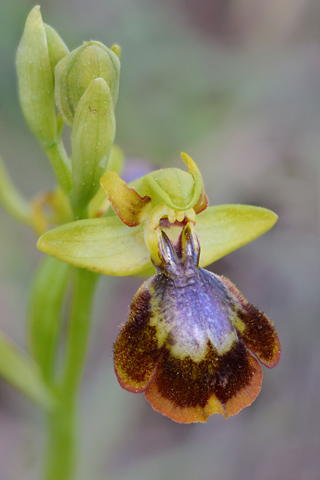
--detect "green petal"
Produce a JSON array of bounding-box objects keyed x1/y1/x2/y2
[
  {"x1": 100, "y1": 171, "x2": 151, "y2": 226},
  {"x1": 37, "y1": 217, "x2": 151, "y2": 276},
  {"x1": 0, "y1": 332, "x2": 55, "y2": 410},
  {"x1": 196, "y1": 204, "x2": 278, "y2": 267}
]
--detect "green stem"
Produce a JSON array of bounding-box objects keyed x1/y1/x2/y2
[
  {"x1": 44, "y1": 139, "x2": 72, "y2": 195},
  {"x1": 72, "y1": 204, "x2": 89, "y2": 221},
  {"x1": 43, "y1": 268, "x2": 99, "y2": 480}
]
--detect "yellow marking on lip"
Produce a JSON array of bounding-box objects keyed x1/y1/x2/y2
[{"x1": 167, "y1": 331, "x2": 238, "y2": 362}]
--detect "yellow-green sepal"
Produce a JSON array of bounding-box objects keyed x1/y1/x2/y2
[
  {"x1": 37, "y1": 204, "x2": 277, "y2": 276},
  {"x1": 37, "y1": 217, "x2": 151, "y2": 276},
  {"x1": 141, "y1": 168, "x2": 202, "y2": 211},
  {"x1": 136, "y1": 153, "x2": 205, "y2": 212},
  {"x1": 16, "y1": 6, "x2": 58, "y2": 146},
  {"x1": 196, "y1": 204, "x2": 278, "y2": 267},
  {"x1": 71, "y1": 78, "x2": 116, "y2": 213}
]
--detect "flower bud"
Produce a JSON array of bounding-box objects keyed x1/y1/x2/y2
[
  {"x1": 71, "y1": 78, "x2": 116, "y2": 213},
  {"x1": 55, "y1": 41, "x2": 120, "y2": 126},
  {"x1": 16, "y1": 6, "x2": 69, "y2": 146}
]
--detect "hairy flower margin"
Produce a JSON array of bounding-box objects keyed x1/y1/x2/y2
[{"x1": 38, "y1": 152, "x2": 280, "y2": 423}]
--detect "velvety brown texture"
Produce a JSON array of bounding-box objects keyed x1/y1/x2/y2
[
  {"x1": 236, "y1": 308, "x2": 281, "y2": 367},
  {"x1": 151, "y1": 341, "x2": 259, "y2": 409},
  {"x1": 221, "y1": 277, "x2": 281, "y2": 367},
  {"x1": 113, "y1": 287, "x2": 161, "y2": 392}
]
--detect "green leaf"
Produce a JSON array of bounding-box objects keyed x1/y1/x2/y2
[
  {"x1": 196, "y1": 204, "x2": 278, "y2": 267},
  {"x1": 37, "y1": 217, "x2": 151, "y2": 276},
  {"x1": 28, "y1": 256, "x2": 70, "y2": 383},
  {"x1": 0, "y1": 155, "x2": 32, "y2": 225},
  {"x1": 0, "y1": 332, "x2": 55, "y2": 410}
]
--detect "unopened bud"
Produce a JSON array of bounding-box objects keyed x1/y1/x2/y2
[
  {"x1": 55, "y1": 41, "x2": 120, "y2": 126},
  {"x1": 71, "y1": 77, "x2": 116, "y2": 212},
  {"x1": 16, "y1": 6, "x2": 68, "y2": 146}
]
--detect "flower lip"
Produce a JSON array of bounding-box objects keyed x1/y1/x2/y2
[{"x1": 113, "y1": 224, "x2": 281, "y2": 423}]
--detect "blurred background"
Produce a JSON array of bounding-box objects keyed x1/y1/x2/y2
[{"x1": 0, "y1": 0, "x2": 319, "y2": 479}]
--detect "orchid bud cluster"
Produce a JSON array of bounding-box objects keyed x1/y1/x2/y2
[{"x1": 15, "y1": 6, "x2": 121, "y2": 221}]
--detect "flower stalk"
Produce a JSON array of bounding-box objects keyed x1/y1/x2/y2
[
  {"x1": 43, "y1": 268, "x2": 98, "y2": 480},
  {"x1": 43, "y1": 139, "x2": 72, "y2": 195}
]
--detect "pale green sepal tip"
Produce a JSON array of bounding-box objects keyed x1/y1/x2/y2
[
  {"x1": 44, "y1": 23, "x2": 69, "y2": 71},
  {"x1": 71, "y1": 78, "x2": 116, "y2": 210},
  {"x1": 196, "y1": 204, "x2": 278, "y2": 267},
  {"x1": 37, "y1": 217, "x2": 151, "y2": 276},
  {"x1": 16, "y1": 5, "x2": 57, "y2": 145},
  {"x1": 0, "y1": 332, "x2": 56, "y2": 411},
  {"x1": 111, "y1": 44, "x2": 121, "y2": 58}
]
